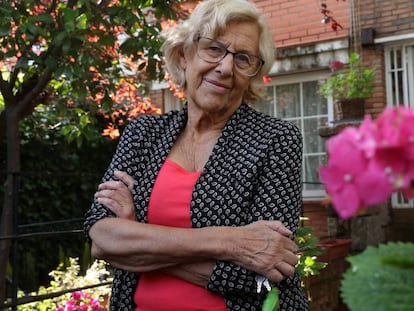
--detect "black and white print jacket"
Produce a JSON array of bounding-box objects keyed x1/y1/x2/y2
[{"x1": 84, "y1": 103, "x2": 308, "y2": 311}]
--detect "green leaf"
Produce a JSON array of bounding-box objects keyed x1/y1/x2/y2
[
  {"x1": 45, "y1": 56, "x2": 58, "y2": 70},
  {"x1": 341, "y1": 242, "x2": 414, "y2": 311},
  {"x1": 31, "y1": 13, "x2": 55, "y2": 24},
  {"x1": 63, "y1": 7, "x2": 78, "y2": 32},
  {"x1": 0, "y1": 24, "x2": 11, "y2": 37},
  {"x1": 76, "y1": 13, "x2": 89, "y2": 30},
  {"x1": 262, "y1": 287, "x2": 279, "y2": 311}
]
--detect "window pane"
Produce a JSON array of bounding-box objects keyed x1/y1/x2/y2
[
  {"x1": 276, "y1": 84, "x2": 300, "y2": 118},
  {"x1": 303, "y1": 118, "x2": 327, "y2": 154},
  {"x1": 255, "y1": 78, "x2": 328, "y2": 196},
  {"x1": 386, "y1": 45, "x2": 414, "y2": 207},
  {"x1": 303, "y1": 81, "x2": 327, "y2": 116},
  {"x1": 303, "y1": 154, "x2": 327, "y2": 191},
  {"x1": 256, "y1": 87, "x2": 275, "y2": 116}
]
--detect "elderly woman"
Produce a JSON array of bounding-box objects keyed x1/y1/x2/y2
[{"x1": 84, "y1": 0, "x2": 308, "y2": 310}]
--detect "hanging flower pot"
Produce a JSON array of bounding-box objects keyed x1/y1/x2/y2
[
  {"x1": 320, "y1": 53, "x2": 376, "y2": 122},
  {"x1": 334, "y1": 98, "x2": 365, "y2": 121}
]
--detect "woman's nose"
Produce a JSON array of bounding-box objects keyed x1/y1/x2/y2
[{"x1": 216, "y1": 53, "x2": 234, "y2": 76}]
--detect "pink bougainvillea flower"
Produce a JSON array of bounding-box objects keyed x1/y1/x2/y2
[
  {"x1": 320, "y1": 127, "x2": 370, "y2": 218},
  {"x1": 356, "y1": 161, "x2": 394, "y2": 206},
  {"x1": 372, "y1": 106, "x2": 414, "y2": 186},
  {"x1": 79, "y1": 303, "x2": 89, "y2": 311},
  {"x1": 324, "y1": 126, "x2": 363, "y2": 167},
  {"x1": 320, "y1": 106, "x2": 414, "y2": 219},
  {"x1": 375, "y1": 106, "x2": 410, "y2": 147},
  {"x1": 72, "y1": 291, "x2": 82, "y2": 301},
  {"x1": 320, "y1": 120, "x2": 394, "y2": 219},
  {"x1": 357, "y1": 115, "x2": 380, "y2": 158},
  {"x1": 64, "y1": 302, "x2": 75, "y2": 311},
  {"x1": 319, "y1": 165, "x2": 362, "y2": 218}
]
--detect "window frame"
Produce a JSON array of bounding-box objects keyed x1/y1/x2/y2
[
  {"x1": 384, "y1": 41, "x2": 414, "y2": 208},
  {"x1": 259, "y1": 71, "x2": 332, "y2": 199}
]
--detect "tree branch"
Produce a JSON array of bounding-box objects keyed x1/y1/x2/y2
[{"x1": 15, "y1": 68, "x2": 53, "y2": 120}]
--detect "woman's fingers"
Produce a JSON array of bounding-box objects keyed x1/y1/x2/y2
[
  {"x1": 95, "y1": 172, "x2": 136, "y2": 220},
  {"x1": 114, "y1": 170, "x2": 136, "y2": 192},
  {"x1": 231, "y1": 221, "x2": 299, "y2": 283},
  {"x1": 263, "y1": 220, "x2": 293, "y2": 238}
]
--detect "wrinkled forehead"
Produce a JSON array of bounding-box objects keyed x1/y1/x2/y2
[{"x1": 198, "y1": 18, "x2": 260, "y2": 40}]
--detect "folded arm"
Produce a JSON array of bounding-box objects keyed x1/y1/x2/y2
[{"x1": 89, "y1": 215, "x2": 297, "y2": 283}]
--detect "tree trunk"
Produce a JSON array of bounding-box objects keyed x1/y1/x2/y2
[{"x1": 0, "y1": 108, "x2": 21, "y2": 310}]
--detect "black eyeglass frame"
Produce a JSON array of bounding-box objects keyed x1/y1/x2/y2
[{"x1": 193, "y1": 34, "x2": 265, "y2": 77}]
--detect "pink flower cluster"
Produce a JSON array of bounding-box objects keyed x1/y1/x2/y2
[
  {"x1": 57, "y1": 291, "x2": 106, "y2": 311},
  {"x1": 319, "y1": 106, "x2": 414, "y2": 219}
]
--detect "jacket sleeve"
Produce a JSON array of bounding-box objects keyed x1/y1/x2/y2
[
  {"x1": 206, "y1": 121, "x2": 303, "y2": 298},
  {"x1": 83, "y1": 119, "x2": 142, "y2": 242}
]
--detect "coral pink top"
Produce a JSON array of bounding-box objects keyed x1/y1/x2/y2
[{"x1": 134, "y1": 159, "x2": 227, "y2": 311}]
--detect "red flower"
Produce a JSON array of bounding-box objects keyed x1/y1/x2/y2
[
  {"x1": 331, "y1": 20, "x2": 343, "y2": 31},
  {"x1": 262, "y1": 75, "x2": 272, "y2": 84},
  {"x1": 329, "y1": 60, "x2": 345, "y2": 70}
]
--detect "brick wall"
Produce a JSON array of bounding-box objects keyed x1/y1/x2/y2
[
  {"x1": 253, "y1": 0, "x2": 350, "y2": 47},
  {"x1": 359, "y1": 0, "x2": 414, "y2": 38},
  {"x1": 357, "y1": 0, "x2": 414, "y2": 116},
  {"x1": 360, "y1": 49, "x2": 386, "y2": 117},
  {"x1": 302, "y1": 200, "x2": 331, "y2": 240}
]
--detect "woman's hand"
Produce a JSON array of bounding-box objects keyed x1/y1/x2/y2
[
  {"x1": 225, "y1": 220, "x2": 298, "y2": 283},
  {"x1": 95, "y1": 170, "x2": 136, "y2": 220}
]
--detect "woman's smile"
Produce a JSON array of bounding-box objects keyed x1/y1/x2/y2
[{"x1": 203, "y1": 77, "x2": 233, "y2": 93}]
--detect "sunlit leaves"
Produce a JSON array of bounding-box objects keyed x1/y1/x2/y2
[{"x1": 0, "y1": 0, "x2": 191, "y2": 146}]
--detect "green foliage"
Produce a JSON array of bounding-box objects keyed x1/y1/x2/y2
[
  {"x1": 262, "y1": 221, "x2": 328, "y2": 310},
  {"x1": 0, "y1": 134, "x2": 116, "y2": 291},
  {"x1": 341, "y1": 242, "x2": 414, "y2": 311},
  {"x1": 295, "y1": 225, "x2": 328, "y2": 278},
  {"x1": 320, "y1": 52, "x2": 376, "y2": 100},
  {"x1": 13, "y1": 258, "x2": 112, "y2": 311},
  {"x1": 19, "y1": 104, "x2": 104, "y2": 147},
  {"x1": 0, "y1": 0, "x2": 185, "y2": 142}
]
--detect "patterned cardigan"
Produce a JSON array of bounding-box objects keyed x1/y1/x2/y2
[{"x1": 84, "y1": 103, "x2": 308, "y2": 311}]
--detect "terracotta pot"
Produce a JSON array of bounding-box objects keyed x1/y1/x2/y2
[
  {"x1": 317, "y1": 239, "x2": 352, "y2": 262},
  {"x1": 334, "y1": 98, "x2": 365, "y2": 121},
  {"x1": 303, "y1": 239, "x2": 352, "y2": 311}
]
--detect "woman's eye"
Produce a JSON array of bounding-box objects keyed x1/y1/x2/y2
[
  {"x1": 236, "y1": 54, "x2": 251, "y2": 65},
  {"x1": 207, "y1": 45, "x2": 224, "y2": 54}
]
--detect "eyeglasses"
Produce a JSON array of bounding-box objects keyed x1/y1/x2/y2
[{"x1": 194, "y1": 34, "x2": 265, "y2": 77}]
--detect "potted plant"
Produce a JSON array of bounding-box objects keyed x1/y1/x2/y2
[{"x1": 320, "y1": 52, "x2": 376, "y2": 121}]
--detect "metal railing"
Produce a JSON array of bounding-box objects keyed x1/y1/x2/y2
[
  {"x1": 0, "y1": 170, "x2": 108, "y2": 311},
  {"x1": 0, "y1": 219, "x2": 111, "y2": 310}
]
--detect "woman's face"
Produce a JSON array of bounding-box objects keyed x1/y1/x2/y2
[{"x1": 181, "y1": 22, "x2": 260, "y2": 117}]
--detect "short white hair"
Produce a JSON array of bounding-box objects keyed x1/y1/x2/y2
[{"x1": 161, "y1": 0, "x2": 274, "y2": 103}]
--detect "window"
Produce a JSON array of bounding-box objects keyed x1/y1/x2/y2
[
  {"x1": 385, "y1": 42, "x2": 414, "y2": 207},
  {"x1": 255, "y1": 72, "x2": 331, "y2": 198}
]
